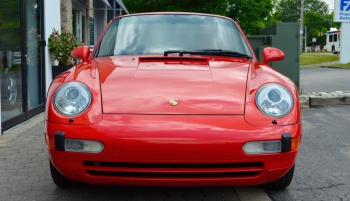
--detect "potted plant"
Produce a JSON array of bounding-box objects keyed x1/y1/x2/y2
[{"x1": 48, "y1": 28, "x2": 83, "y2": 78}]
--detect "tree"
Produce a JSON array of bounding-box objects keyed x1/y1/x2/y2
[
  {"x1": 122, "y1": 0, "x2": 276, "y2": 35},
  {"x1": 304, "y1": 11, "x2": 341, "y2": 46},
  {"x1": 122, "y1": 0, "x2": 227, "y2": 16},
  {"x1": 275, "y1": 0, "x2": 329, "y2": 22},
  {"x1": 226, "y1": 0, "x2": 275, "y2": 35},
  {"x1": 0, "y1": 0, "x2": 21, "y2": 51}
]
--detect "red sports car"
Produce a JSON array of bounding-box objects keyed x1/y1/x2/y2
[{"x1": 45, "y1": 12, "x2": 301, "y2": 189}]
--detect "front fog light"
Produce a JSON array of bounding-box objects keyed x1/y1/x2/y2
[
  {"x1": 65, "y1": 139, "x2": 104, "y2": 153},
  {"x1": 243, "y1": 140, "x2": 281, "y2": 154}
]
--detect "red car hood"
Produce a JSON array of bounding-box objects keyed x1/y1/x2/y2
[{"x1": 98, "y1": 56, "x2": 250, "y2": 115}]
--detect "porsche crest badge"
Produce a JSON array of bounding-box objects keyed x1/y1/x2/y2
[{"x1": 168, "y1": 98, "x2": 179, "y2": 106}]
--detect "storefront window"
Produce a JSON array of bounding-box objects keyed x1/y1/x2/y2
[
  {"x1": 1, "y1": 0, "x2": 24, "y2": 122},
  {"x1": 26, "y1": 0, "x2": 43, "y2": 109},
  {"x1": 1, "y1": 0, "x2": 44, "y2": 132}
]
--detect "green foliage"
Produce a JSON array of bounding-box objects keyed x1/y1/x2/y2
[
  {"x1": 48, "y1": 28, "x2": 83, "y2": 66},
  {"x1": 275, "y1": 0, "x2": 343, "y2": 47},
  {"x1": 122, "y1": 0, "x2": 276, "y2": 35},
  {"x1": 0, "y1": 0, "x2": 21, "y2": 50},
  {"x1": 226, "y1": 0, "x2": 274, "y2": 35},
  {"x1": 0, "y1": 12, "x2": 2, "y2": 27},
  {"x1": 304, "y1": 12, "x2": 341, "y2": 46},
  {"x1": 122, "y1": 0, "x2": 227, "y2": 15},
  {"x1": 276, "y1": 0, "x2": 329, "y2": 22},
  {"x1": 265, "y1": 0, "x2": 282, "y2": 27},
  {"x1": 304, "y1": 11, "x2": 327, "y2": 45}
]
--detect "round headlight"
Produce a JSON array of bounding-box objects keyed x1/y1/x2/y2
[
  {"x1": 255, "y1": 83, "x2": 294, "y2": 118},
  {"x1": 53, "y1": 82, "x2": 92, "y2": 116}
]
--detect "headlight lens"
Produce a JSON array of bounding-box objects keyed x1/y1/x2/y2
[
  {"x1": 53, "y1": 82, "x2": 92, "y2": 116},
  {"x1": 255, "y1": 83, "x2": 293, "y2": 117}
]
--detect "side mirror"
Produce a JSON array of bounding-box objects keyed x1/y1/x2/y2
[
  {"x1": 71, "y1": 46, "x2": 90, "y2": 62},
  {"x1": 262, "y1": 47, "x2": 285, "y2": 65}
]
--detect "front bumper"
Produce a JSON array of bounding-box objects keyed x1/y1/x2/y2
[{"x1": 45, "y1": 114, "x2": 301, "y2": 186}]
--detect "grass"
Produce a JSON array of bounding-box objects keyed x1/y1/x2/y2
[
  {"x1": 300, "y1": 52, "x2": 350, "y2": 68},
  {"x1": 300, "y1": 53, "x2": 340, "y2": 66}
]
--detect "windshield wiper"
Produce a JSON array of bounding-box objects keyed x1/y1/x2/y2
[{"x1": 164, "y1": 49, "x2": 253, "y2": 59}]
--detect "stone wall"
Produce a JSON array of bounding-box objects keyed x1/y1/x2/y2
[
  {"x1": 60, "y1": 0, "x2": 94, "y2": 45},
  {"x1": 85, "y1": 0, "x2": 93, "y2": 46},
  {"x1": 60, "y1": 0, "x2": 72, "y2": 32}
]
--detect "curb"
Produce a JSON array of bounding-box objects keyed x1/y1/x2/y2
[
  {"x1": 234, "y1": 187, "x2": 272, "y2": 201},
  {"x1": 300, "y1": 90, "x2": 350, "y2": 108},
  {"x1": 308, "y1": 96, "x2": 350, "y2": 108},
  {"x1": 320, "y1": 66, "x2": 349, "y2": 69}
]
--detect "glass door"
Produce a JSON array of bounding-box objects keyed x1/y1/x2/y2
[
  {"x1": 1, "y1": 0, "x2": 45, "y2": 133},
  {"x1": 0, "y1": 0, "x2": 24, "y2": 126},
  {"x1": 26, "y1": 0, "x2": 44, "y2": 111}
]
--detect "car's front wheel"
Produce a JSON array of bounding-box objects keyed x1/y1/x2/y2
[
  {"x1": 261, "y1": 164, "x2": 295, "y2": 190},
  {"x1": 49, "y1": 160, "x2": 78, "y2": 187}
]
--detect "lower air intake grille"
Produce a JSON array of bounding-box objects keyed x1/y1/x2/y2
[{"x1": 82, "y1": 161, "x2": 264, "y2": 178}]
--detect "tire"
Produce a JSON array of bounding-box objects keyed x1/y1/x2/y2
[
  {"x1": 261, "y1": 164, "x2": 295, "y2": 190},
  {"x1": 50, "y1": 160, "x2": 78, "y2": 187}
]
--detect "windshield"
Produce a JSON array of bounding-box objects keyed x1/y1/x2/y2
[{"x1": 95, "y1": 14, "x2": 253, "y2": 58}]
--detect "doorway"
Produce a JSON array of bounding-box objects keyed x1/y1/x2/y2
[{"x1": 1, "y1": 0, "x2": 45, "y2": 133}]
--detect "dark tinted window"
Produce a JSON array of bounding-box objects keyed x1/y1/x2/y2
[{"x1": 329, "y1": 35, "x2": 333, "y2": 42}]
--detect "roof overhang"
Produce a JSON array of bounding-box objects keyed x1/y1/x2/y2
[{"x1": 72, "y1": 0, "x2": 129, "y2": 14}]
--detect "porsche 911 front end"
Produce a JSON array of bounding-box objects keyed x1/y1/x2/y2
[{"x1": 45, "y1": 12, "x2": 301, "y2": 189}]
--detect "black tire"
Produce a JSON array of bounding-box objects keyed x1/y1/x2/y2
[
  {"x1": 50, "y1": 160, "x2": 78, "y2": 187},
  {"x1": 261, "y1": 164, "x2": 295, "y2": 190}
]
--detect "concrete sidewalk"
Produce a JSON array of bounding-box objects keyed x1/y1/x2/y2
[
  {"x1": 0, "y1": 113, "x2": 45, "y2": 146},
  {"x1": 0, "y1": 113, "x2": 271, "y2": 201},
  {"x1": 0, "y1": 113, "x2": 52, "y2": 201}
]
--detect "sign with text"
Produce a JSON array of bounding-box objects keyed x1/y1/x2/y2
[{"x1": 334, "y1": 0, "x2": 350, "y2": 22}]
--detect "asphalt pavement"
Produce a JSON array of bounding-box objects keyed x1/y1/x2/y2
[
  {"x1": 300, "y1": 67, "x2": 350, "y2": 93},
  {"x1": 267, "y1": 106, "x2": 350, "y2": 201}
]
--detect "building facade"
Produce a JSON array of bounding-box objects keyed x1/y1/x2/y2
[{"x1": 0, "y1": 0, "x2": 128, "y2": 133}]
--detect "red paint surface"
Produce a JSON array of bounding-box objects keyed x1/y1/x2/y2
[
  {"x1": 262, "y1": 47, "x2": 285, "y2": 65},
  {"x1": 46, "y1": 114, "x2": 300, "y2": 186},
  {"x1": 98, "y1": 56, "x2": 249, "y2": 114}
]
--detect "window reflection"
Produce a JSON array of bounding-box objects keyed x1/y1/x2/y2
[
  {"x1": 97, "y1": 15, "x2": 253, "y2": 57},
  {"x1": 1, "y1": 0, "x2": 23, "y2": 122},
  {"x1": 27, "y1": 0, "x2": 42, "y2": 109}
]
